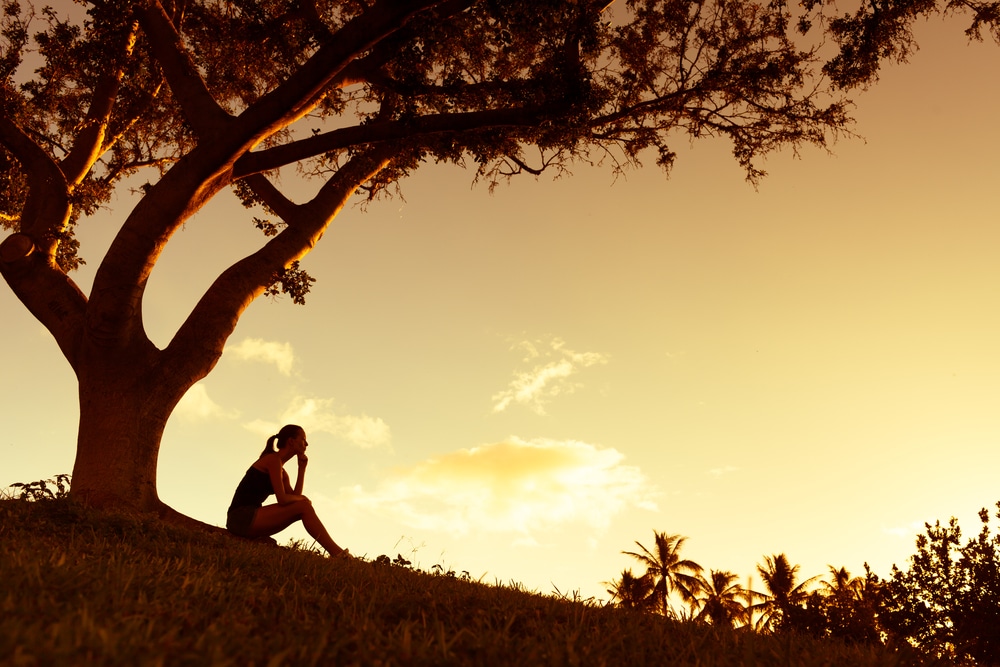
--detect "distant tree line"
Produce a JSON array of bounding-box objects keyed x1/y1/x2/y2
[{"x1": 608, "y1": 504, "x2": 1000, "y2": 665}]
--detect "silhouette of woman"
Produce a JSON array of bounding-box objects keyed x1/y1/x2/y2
[{"x1": 226, "y1": 424, "x2": 348, "y2": 557}]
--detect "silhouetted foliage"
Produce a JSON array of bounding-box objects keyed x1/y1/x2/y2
[
  {"x1": 614, "y1": 532, "x2": 889, "y2": 647},
  {"x1": 5, "y1": 474, "x2": 71, "y2": 502},
  {"x1": 607, "y1": 567, "x2": 657, "y2": 612},
  {"x1": 755, "y1": 553, "x2": 820, "y2": 633},
  {"x1": 623, "y1": 531, "x2": 703, "y2": 617},
  {"x1": 812, "y1": 0, "x2": 1000, "y2": 89},
  {"x1": 691, "y1": 569, "x2": 745, "y2": 628},
  {"x1": 877, "y1": 505, "x2": 1000, "y2": 665}
]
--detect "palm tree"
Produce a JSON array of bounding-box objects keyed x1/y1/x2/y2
[
  {"x1": 623, "y1": 531, "x2": 703, "y2": 617},
  {"x1": 820, "y1": 564, "x2": 882, "y2": 642},
  {"x1": 821, "y1": 565, "x2": 863, "y2": 601},
  {"x1": 756, "y1": 553, "x2": 819, "y2": 632},
  {"x1": 734, "y1": 576, "x2": 769, "y2": 631},
  {"x1": 693, "y1": 569, "x2": 746, "y2": 628},
  {"x1": 606, "y1": 568, "x2": 656, "y2": 612}
]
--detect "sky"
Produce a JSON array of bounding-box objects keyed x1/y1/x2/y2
[{"x1": 3, "y1": 9, "x2": 1000, "y2": 601}]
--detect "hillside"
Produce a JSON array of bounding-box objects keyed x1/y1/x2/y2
[{"x1": 0, "y1": 497, "x2": 920, "y2": 666}]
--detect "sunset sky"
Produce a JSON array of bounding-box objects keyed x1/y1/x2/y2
[{"x1": 3, "y1": 10, "x2": 1000, "y2": 601}]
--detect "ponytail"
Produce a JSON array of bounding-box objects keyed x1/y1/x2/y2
[
  {"x1": 260, "y1": 424, "x2": 303, "y2": 457},
  {"x1": 259, "y1": 434, "x2": 279, "y2": 458}
]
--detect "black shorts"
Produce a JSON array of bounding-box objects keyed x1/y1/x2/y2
[{"x1": 226, "y1": 505, "x2": 259, "y2": 537}]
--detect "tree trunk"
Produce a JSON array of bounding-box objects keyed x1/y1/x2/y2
[{"x1": 69, "y1": 343, "x2": 186, "y2": 513}]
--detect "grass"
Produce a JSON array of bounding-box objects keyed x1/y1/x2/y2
[{"x1": 0, "y1": 497, "x2": 926, "y2": 666}]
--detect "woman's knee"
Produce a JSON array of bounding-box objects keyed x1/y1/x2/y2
[{"x1": 292, "y1": 497, "x2": 314, "y2": 513}]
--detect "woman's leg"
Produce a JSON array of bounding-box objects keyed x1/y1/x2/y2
[{"x1": 250, "y1": 498, "x2": 346, "y2": 556}]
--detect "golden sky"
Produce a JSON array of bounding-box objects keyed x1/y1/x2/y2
[{"x1": 3, "y1": 12, "x2": 1000, "y2": 599}]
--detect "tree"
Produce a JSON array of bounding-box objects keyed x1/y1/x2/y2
[
  {"x1": 818, "y1": 564, "x2": 883, "y2": 644},
  {"x1": 777, "y1": 564, "x2": 884, "y2": 643},
  {"x1": 878, "y1": 505, "x2": 1000, "y2": 665},
  {"x1": 1, "y1": 0, "x2": 853, "y2": 515},
  {"x1": 692, "y1": 569, "x2": 745, "y2": 628},
  {"x1": 821, "y1": 565, "x2": 861, "y2": 599},
  {"x1": 733, "y1": 576, "x2": 768, "y2": 632},
  {"x1": 623, "y1": 530, "x2": 702, "y2": 616},
  {"x1": 755, "y1": 553, "x2": 819, "y2": 633},
  {"x1": 606, "y1": 567, "x2": 656, "y2": 612}
]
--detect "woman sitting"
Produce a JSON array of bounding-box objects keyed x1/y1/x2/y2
[{"x1": 226, "y1": 424, "x2": 348, "y2": 557}]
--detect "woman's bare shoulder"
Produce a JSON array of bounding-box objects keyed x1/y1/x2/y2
[{"x1": 253, "y1": 453, "x2": 282, "y2": 471}]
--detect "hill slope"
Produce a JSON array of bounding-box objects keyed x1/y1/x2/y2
[{"x1": 0, "y1": 498, "x2": 917, "y2": 666}]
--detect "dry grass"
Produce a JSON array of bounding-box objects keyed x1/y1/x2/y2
[{"x1": 0, "y1": 497, "x2": 924, "y2": 666}]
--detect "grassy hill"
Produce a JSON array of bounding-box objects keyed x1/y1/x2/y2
[{"x1": 0, "y1": 497, "x2": 923, "y2": 666}]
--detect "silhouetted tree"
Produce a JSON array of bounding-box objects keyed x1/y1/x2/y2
[
  {"x1": 623, "y1": 531, "x2": 702, "y2": 617},
  {"x1": 1, "y1": 0, "x2": 856, "y2": 516},
  {"x1": 822, "y1": 565, "x2": 861, "y2": 600},
  {"x1": 878, "y1": 505, "x2": 1000, "y2": 665},
  {"x1": 606, "y1": 568, "x2": 656, "y2": 613},
  {"x1": 733, "y1": 576, "x2": 768, "y2": 632},
  {"x1": 692, "y1": 569, "x2": 745, "y2": 628},
  {"x1": 809, "y1": 564, "x2": 884, "y2": 644},
  {"x1": 756, "y1": 553, "x2": 819, "y2": 633}
]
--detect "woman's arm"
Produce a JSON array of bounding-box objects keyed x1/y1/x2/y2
[
  {"x1": 262, "y1": 455, "x2": 302, "y2": 504},
  {"x1": 292, "y1": 454, "x2": 307, "y2": 495}
]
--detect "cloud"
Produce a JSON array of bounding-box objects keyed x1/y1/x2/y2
[
  {"x1": 226, "y1": 337, "x2": 296, "y2": 376},
  {"x1": 707, "y1": 465, "x2": 739, "y2": 477},
  {"x1": 244, "y1": 395, "x2": 390, "y2": 449},
  {"x1": 492, "y1": 337, "x2": 608, "y2": 414},
  {"x1": 882, "y1": 521, "x2": 925, "y2": 538},
  {"x1": 175, "y1": 383, "x2": 239, "y2": 420},
  {"x1": 341, "y1": 437, "x2": 657, "y2": 536}
]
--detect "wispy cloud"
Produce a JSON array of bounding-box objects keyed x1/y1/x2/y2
[
  {"x1": 707, "y1": 465, "x2": 739, "y2": 477},
  {"x1": 175, "y1": 383, "x2": 239, "y2": 420},
  {"x1": 492, "y1": 337, "x2": 608, "y2": 414},
  {"x1": 882, "y1": 521, "x2": 925, "y2": 538},
  {"x1": 226, "y1": 337, "x2": 296, "y2": 376},
  {"x1": 341, "y1": 437, "x2": 657, "y2": 536},
  {"x1": 244, "y1": 396, "x2": 390, "y2": 449}
]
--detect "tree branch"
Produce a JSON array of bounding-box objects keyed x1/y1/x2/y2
[
  {"x1": 0, "y1": 115, "x2": 71, "y2": 250},
  {"x1": 233, "y1": 106, "x2": 552, "y2": 177},
  {"x1": 164, "y1": 147, "x2": 396, "y2": 380},
  {"x1": 136, "y1": 1, "x2": 231, "y2": 138},
  {"x1": 86, "y1": 154, "x2": 232, "y2": 350},
  {"x1": 244, "y1": 173, "x2": 298, "y2": 221},
  {"x1": 60, "y1": 22, "x2": 141, "y2": 184},
  {"x1": 0, "y1": 233, "x2": 88, "y2": 368},
  {"x1": 234, "y1": 0, "x2": 451, "y2": 144}
]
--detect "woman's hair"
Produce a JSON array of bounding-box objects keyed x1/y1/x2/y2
[{"x1": 260, "y1": 424, "x2": 304, "y2": 457}]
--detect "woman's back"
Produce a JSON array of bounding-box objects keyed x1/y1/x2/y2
[{"x1": 228, "y1": 465, "x2": 274, "y2": 510}]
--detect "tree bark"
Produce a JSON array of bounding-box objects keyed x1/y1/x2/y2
[{"x1": 69, "y1": 341, "x2": 185, "y2": 512}]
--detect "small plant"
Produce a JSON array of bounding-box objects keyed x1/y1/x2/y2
[
  {"x1": 431, "y1": 563, "x2": 473, "y2": 581},
  {"x1": 5, "y1": 474, "x2": 71, "y2": 502}
]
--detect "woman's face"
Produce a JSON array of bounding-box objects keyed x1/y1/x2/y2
[{"x1": 287, "y1": 429, "x2": 308, "y2": 455}]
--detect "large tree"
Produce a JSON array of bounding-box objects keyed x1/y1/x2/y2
[{"x1": 1, "y1": 0, "x2": 854, "y2": 516}]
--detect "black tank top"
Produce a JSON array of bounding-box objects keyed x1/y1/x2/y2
[{"x1": 228, "y1": 466, "x2": 274, "y2": 511}]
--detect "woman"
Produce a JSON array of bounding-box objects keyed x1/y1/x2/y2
[{"x1": 227, "y1": 424, "x2": 349, "y2": 557}]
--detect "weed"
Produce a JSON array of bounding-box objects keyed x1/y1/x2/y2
[{"x1": 4, "y1": 474, "x2": 72, "y2": 502}]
